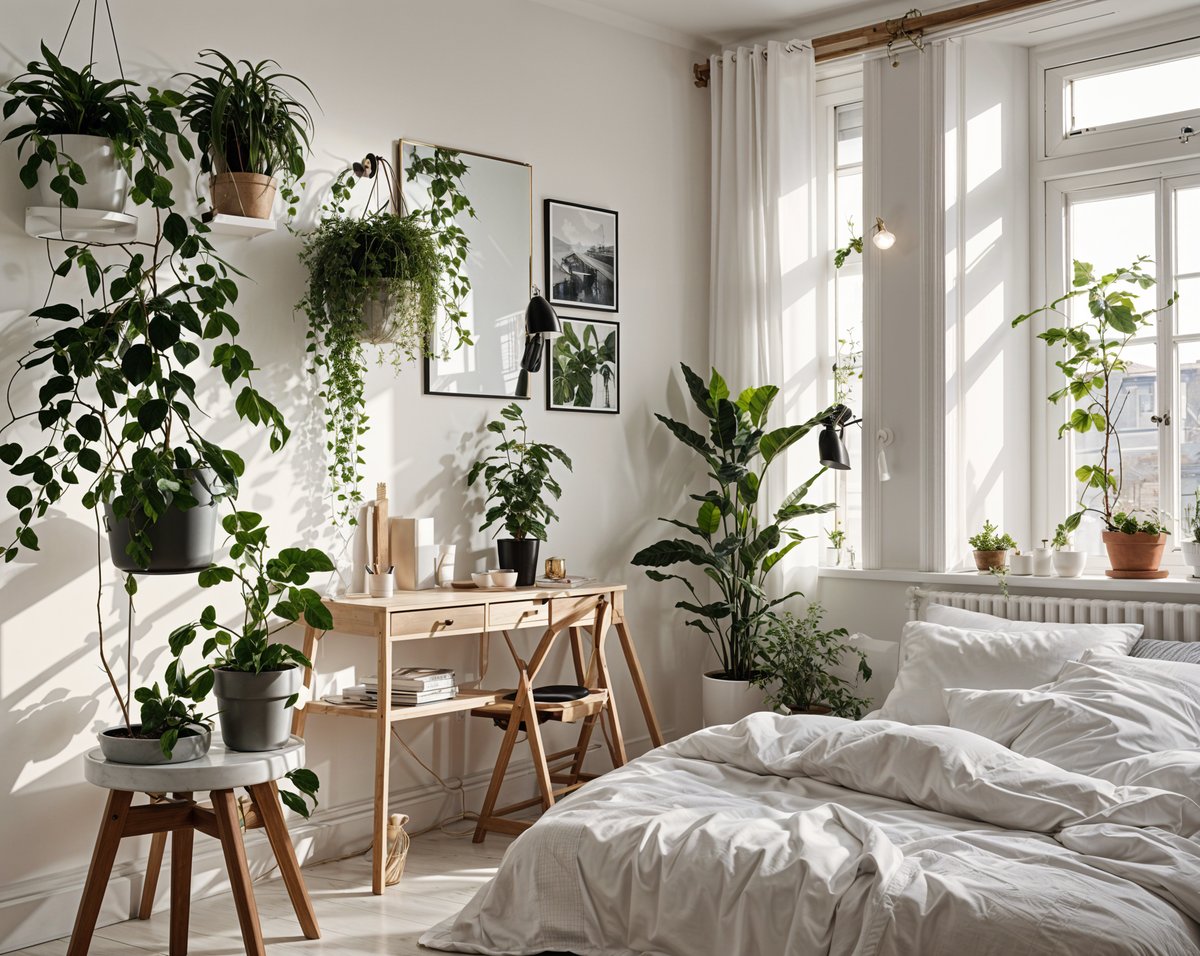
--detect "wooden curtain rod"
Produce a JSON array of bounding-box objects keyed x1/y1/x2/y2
[{"x1": 692, "y1": 0, "x2": 1057, "y2": 86}]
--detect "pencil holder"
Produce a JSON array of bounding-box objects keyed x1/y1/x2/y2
[{"x1": 368, "y1": 573, "x2": 394, "y2": 598}]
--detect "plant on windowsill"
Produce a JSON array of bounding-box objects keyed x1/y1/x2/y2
[
  {"x1": 1182, "y1": 491, "x2": 1200, "y2": 579},
  {"x1": 1050, "y1": 522, "x2": 1087, "y2": 578},
  {"x1": 825, "y1": 523, "x2": 845, "y2": 566},
  {"x1": 1014, "y1": 257, "x2": 1178, "y2": 578},
  {"x1": 176, "y1": 50, "x2": 315, "y2": 220},
  {"x1": 167, "y1": 511, "x2": 332, "y2": 815},
  {"x1": 752, "y1": 604, "x2": 871, "y2": 717},
  {"x1": 467, "y1": 403, "x2": 572, "y2": 586},
  {"x1": 631, "y1": 363, "x2": 836, "y2": 726},
  {"x1": 968, "y1": 519, "x2": 1015, "y2": 572}
]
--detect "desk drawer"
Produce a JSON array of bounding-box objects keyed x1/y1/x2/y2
[
  {"x1": 390, "y1": 605, "x2": 485, "y2": 639},
  {"x1": 489, "y1": 599, "x2": 550, "y2": 631}
]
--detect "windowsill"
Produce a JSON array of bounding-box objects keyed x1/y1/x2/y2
[{"x1": 819, "y1": 566, "x2": 1200, "y2": 599}]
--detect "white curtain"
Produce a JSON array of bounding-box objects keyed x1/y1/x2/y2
[{"x1": 709, "y1": 40, "x2": 822, "y2": 597}]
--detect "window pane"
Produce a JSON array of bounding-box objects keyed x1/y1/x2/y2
[
  {"x1": 835, "y1": 169, "x2": 862, "y2": 249},
  {"x1": 1176, "y1": 275, "x2": 1200, "y2": 336},
  {"x1": 1176, "y1": 185, "x2": 1200, "y2": 275},
  {"x1": 1071, "y1": 53, "x2": 1200, "y2": 131},
  {"x1": 1178, "y1": 341, "x2": 1200, "y2": 532},
  {"x1": 836, "y1": 104, "x2": 863, "y2": 167},
  {"x1": 1068, "y1": 191, "x2": 1157, "y2": 334}
]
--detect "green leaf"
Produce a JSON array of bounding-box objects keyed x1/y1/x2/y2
[
  {"x1": 696, "y1": 500, "x2": 722, "y2": 535},
  {"x1": 654, "y1": 414, "x2": 716, "y2": 462},
  {"x1": 162, "y1": 212, "x2": 187, "y2": 250},
  {"x1": 630, "y1": 538, "x2": 718, "y2": 569},
  {"x1": 121, "y1": 344, "x2": 153, "y2": 385},
  {"x1": 736, "y1": 385, "x2": 779, "y2": 428}
]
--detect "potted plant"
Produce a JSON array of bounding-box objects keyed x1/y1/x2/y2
[
  {"x1": 3, "y1": 42, "x2": 143, "y2": 211},
  {"x1": 168, "y1": 511, "x2": 334, "y2": 753},
  {"x1": 632, "y1": 364, "x2": 835, "y2": 726},
  {"x1": 968, "y1": 520, "x2": 1015, "y2": 571},
  {"x1": 177, "y1": 51, "x2": 315, "y2": 220},
  {"x1": 1051, "y1": 522, "x2": 1087, "y2": 577},
  {"x1": 752, "y1": 604, "x2": 871, "y2": 717},
  {"x1": 98, "y1": 658, "x2": 215, "y2": 766},
  {"x1": 1183, "y1": 491, "x2": 1200, "y2": 578},
  {"x1": 467, "y1": 403, "x2": 572, "y2": 586},
  {"x1": 825, "y1": 523, "x2": 845, "y2": 566},
  {"x1": 299, "y1": 156, "x2": 474, "y2": 528},
  {"x1": 1014, "y1": 257, "x2": 1177, "y2": 578}
]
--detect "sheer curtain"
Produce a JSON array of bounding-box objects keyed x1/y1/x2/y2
[{"x1": 709, "y1": 40, "x2": 822, "y2": 596}]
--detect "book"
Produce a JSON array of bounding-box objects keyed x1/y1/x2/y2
[
  {"x1": 363, "y1": 667, "x2": 455, "y2": 690},
  {"x1": 345, "y1": 683, "x2": 457, "y2": 705}
]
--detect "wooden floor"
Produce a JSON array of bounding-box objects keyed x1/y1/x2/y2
[{"x1": 11, "y1": 829, "x2": 515, "y2": 956}]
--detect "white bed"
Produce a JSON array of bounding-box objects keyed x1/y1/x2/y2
[{"x1": 421, "y1": 594, "x2": 1200, "y2": 956}]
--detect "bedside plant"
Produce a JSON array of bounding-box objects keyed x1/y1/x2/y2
[
  {"x1": 467, "y1": 403, "x2": 572, "y2": 586},
  {"x1": 968, "y1": 520, "x2": 1016, "y2": 571},
  {"x1": 752, "y1": 604, "x2": 871, "y2": 718}
]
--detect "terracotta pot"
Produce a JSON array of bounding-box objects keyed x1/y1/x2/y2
[
  {"x1": 972, "y1": 549, "x2": 1008, "y2": 571},
  {"x1": 211, "y1": 172, "x2": 276, "y2": 219},
  {"x1": 1103, "y1": 530, "x2": 1167, "y2": 577}
]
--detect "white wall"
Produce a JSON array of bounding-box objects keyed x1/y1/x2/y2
[{"x1": 0, "y1": 1, "x2": 709, "y2": 948}]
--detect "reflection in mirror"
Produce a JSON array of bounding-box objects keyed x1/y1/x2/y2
[{"x1": 400, "y1": 141, "x2": 532, "y2": 398}]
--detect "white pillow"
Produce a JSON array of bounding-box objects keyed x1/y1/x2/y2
[
  {"x1": 923, "y1": 604, "x2": 1048, "y2": 631},
  {"x1": 945, "y1": 654, "x2": 1200, "y2": 775},
  {"x1": 875, "y1": 620, "x2": 1142, "y2": 725}
]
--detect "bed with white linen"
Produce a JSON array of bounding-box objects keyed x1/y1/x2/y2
[{"x1": 421, "y1": 596, "x2": 1200, "y2": 956}]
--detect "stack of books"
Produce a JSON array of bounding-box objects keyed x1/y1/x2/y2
[{"x1": 344, "y1": 667, "x2": 457, "y2": 707}]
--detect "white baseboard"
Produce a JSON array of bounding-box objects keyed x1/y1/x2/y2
[{"x1": 0, "y1": 729, "x2": 668, "y2": 953}]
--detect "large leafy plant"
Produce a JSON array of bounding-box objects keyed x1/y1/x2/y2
[
  {"x1": 551, "y1": 322, "x2": 616, "y2": 408},
  {"x1": 467, "y1": 403, "x2": 572, "y2": 541},
  {"x1": 632, "y1": 364, "x2": 835, "y2": 681},
  {"x1": 752, "y1": 604, "x2": 870, "y2": 717},
  {"x1": 1013, "y1": 257, "x2": 1176, "y2": 535}
]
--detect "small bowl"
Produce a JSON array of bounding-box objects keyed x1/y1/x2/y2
[
  {"x1": 489, "y1": 570, "x2": 518, "y2": 588},
  {"x1": 471, "y1": 571, "x2": 493, "y2": 588}
]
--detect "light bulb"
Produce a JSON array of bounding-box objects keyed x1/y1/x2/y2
[{"x1": 872, "y1": 216, "x2": 895, "y2": 250}]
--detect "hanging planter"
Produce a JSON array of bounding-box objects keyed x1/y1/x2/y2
[
  {"x1": 358, "y1": 279, "x2": 424, "y2": 345},
  {"x1": 103, "y1": 469, "x2": 221, "y2": 574},
  {"x1": 33, "y1": 134, "x2": 128, "y2": 212}
]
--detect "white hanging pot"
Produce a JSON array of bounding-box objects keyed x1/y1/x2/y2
[
  {"x1": 35, "y1": 134, "x2": 129, "y2": 212},
  {"x1": 701, "y1": 671, "x2": 768, "y2": 727},
  {"x1": 358, "y1": 280, "x2": 424, "y2": 345}
]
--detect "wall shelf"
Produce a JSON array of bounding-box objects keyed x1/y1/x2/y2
[
  {"x1": 202, "y1": 212, "x2": 276, "y2": 237},
  {"x1": 25, "y1": 206, "x2": 137, "y2": 244}
]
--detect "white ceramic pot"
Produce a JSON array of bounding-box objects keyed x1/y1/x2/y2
[
  {"x1": 35, "y1": 134, "x2": 129, "y2": 212},
  {"x1": 701, "y1": 671, "x2": 768, "y2": 727},
  {"x1": 1032, "y1": 547, "x2": 1054, "y2": 577},
  {"x1": 1009, "y1": 553, "x2": 1034, "y2": 575},
  {"x1": 825, "y1": 547, "x2": 841, "y2": 566},
  {"x1": 1182, "y1": 540, "x2": 1200, "y2": 578},
  {"x1": 1053, "y1": 549, "x2": 1088, "y2": 578}
]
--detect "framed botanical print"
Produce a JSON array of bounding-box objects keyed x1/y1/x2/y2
[
  {"x1": 547, "y1": 317, "x2": 619, "y2": 414},
  {"x1": 544, "y1": 199, "x2": 618, "y2": 312}
]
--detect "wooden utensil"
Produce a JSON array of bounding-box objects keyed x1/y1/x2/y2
[{"x1": 373, "y1": 482, "x2": 390, "y2": 573}]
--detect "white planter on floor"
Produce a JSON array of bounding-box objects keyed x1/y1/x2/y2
[
  {"x1": 34, "y1": 134, "x2": 129, "y2": 212},
  {"x1": 701, "y1": 671, "x2": 768, "y2": 727},
  {"x1": 1052, "y1": 549, "x2": 1088, "y2": 578},
  {"x1": 1182, "y1": 540, "x2": 1200, "y2": 578}
]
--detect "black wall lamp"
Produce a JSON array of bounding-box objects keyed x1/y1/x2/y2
[
  {"x1": 515, "y1": 288, "x2": 561, "y2": 397},
  {"x1": 819, "y1": 404, "x2": 860, "y2": 470}
]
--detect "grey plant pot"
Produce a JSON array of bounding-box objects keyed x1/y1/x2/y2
[
  {"x1": 104, "y1": 468, "x2": 220, "y2": 574},
  {"x1": 213, "y1": 666, "x2": 300, "y2": 752},
  {"x1": 97, "y1": 724, "x2": 212, "y2": 765}
]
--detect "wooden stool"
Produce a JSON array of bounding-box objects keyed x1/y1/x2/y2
[{"x1": 71, "y1": 737, "x2": 319, "y2": 956}]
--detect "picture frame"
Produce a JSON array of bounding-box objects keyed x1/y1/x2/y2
[
  {"x1": 544, "y1": 199, "x2": 618, "y2": 312},
  {"x1": 547, "y1": 317, "x2": 620, "y2": 414}
]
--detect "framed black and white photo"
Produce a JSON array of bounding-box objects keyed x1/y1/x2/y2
[
  {"x1": 547, "y1": 317, "x2": 619, "y2": 414},
  {"x1": 544, "y1": 199, "x2": 618, "y2": 312}
]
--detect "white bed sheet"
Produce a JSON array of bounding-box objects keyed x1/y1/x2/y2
[{"x1": 421, "y1": 714, "x2": 1200, "y2": 956}]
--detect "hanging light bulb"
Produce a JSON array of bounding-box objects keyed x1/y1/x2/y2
[{"x1": 872, "y1": 216, "x2": 896, "y2": 250}]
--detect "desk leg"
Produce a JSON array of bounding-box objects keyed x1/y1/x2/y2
[
  {"x1": 211, "y1": 789, "x2": 265, "y2": 956},
  {"x1": 593, "y1": 602, "x2": 627, "y2": 767},
  {"x1": 292, "y1": 624, "x2": 321, "y2": 737},
  {"x1": 169, "y1": 792, "x2": 193, "y2": 956},
  {"x1": 615, "y1": 618, "x2": 665, "y2": 748},
  {"x1": 67, "y1": 789, "x2": 133, "y2": 956},
  {"x1": 249, "y1": 782, "x2": 319, "y2": 938},
  {"x1": 372, "y1": 634, "x2": 392, "y2": 895}
]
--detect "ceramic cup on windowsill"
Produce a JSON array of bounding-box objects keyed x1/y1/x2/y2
[
  {"x1": 1010, "y1": 552, "x2": 1034, "y2": 575},
  {"x1": 1053, "y1": 549, "x2": 1087, "y2": 577},
  {"x1": 1182, "y1": 540, "x2": 1200, "y2": 579}
]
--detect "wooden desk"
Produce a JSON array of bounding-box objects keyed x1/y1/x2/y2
[{"x1": 292, "y1": 583, "x2": 662, "y2": 894}]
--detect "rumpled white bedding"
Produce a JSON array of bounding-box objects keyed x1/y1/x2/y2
[{"x1": 420, "y1": 714, "x2": 1200, "y2": 956}]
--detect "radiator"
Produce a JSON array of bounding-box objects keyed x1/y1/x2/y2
[{"x1": 906, "y1": 586, "x2": 1200, "y2": 643}]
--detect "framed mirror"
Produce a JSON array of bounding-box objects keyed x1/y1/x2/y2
[{"x1": 399, "y1": 140, "x2": 532, "y2": 399}]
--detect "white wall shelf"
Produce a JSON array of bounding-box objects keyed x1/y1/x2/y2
[
  {"x1": 820, "y1": 566, "x2": 1200, "y2": 600},
  {"x1": 203, "y1": 212, "x2": 276, "y2": 237},
  {"x1": 25, "y1": 206, "x2": 137, "y2": 244}
]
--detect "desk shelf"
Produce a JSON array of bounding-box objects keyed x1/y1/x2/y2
[{"x1": 306, "y1": 689, "x2": 502, "y2": 722}]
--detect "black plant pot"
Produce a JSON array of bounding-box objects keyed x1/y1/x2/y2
[
  {"x1": 104, "y1": 469, "x2": 219, "y2": 574},
  {"x1": 497, "y1": 538, "x2": 540, "y2": 587}
]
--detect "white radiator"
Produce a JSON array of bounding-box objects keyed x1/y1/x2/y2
[{"x1": 907, "y1": 586, "x2": 1200, "y2": 643}]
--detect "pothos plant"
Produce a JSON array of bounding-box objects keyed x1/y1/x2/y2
[
  {"x1": 131, "y1": 657, "x2": 214, "y2": 758},
  {"x1": 632, "y1": 364, "x2": 836, "y2": 681},
  {"x1": 1013, "y1": 257, "x2": 1177, "y2": 536},
  {"x1": 467, "y1": 403, "x2": 572, "y2": 541},
  {"x1": 299, "y1": 151, "x2": 474, "y2": 528},
  {"x1": 551, "y1": 321, "x2": 616, "y2": 409}
]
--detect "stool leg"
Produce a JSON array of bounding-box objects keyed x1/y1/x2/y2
[
  {"x1": 139, "y1": 830, "x2": 167, "y2": 919},
  {"x1": 169, "y1": 792, "x2": 194, "y2": 956},
  {"x1": 67, "y1": 789, "x2": 133, "y2": 956},
  {"x1": 248, "y1": 782, "x2": 320, "y2": 939},
  {"x1": 211, "y1": 789, "x2": 265, "y2": 956}
]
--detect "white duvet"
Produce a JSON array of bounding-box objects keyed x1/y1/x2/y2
[{"x1": 421, "y1": 714, "x2": 1200, "y2": 956}]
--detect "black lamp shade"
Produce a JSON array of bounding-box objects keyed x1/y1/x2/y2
[
  {"x1": 525, "y1": 293, "x2": 561, "y2": 337},
  {"x1": 519, "y1": 335, "x2": 544, "y2": 373},
  {"x1": 819, "y1": 422, "x2": 851, "y2": 470}
]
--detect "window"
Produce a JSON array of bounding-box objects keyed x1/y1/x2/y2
[{"x1": 1069, "y1": 52, "x2": 1200, "y2": 133}]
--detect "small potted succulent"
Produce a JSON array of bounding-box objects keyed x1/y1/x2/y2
[
  {"x1": 968, "y1": 520, "x2": 1016, "y2": 571},
  {"x1": 1051, "y1": 523, "x2": 1087, "y2": 578},
  {"x1": 98, "y1": 657, "x2": 214, "y2": 766},
  {"x1": 752, "y1": 604, "x2": 871, "y2": 717},
  {"x1": 467, "y1": 403, "x2": 572, "y2": 586},
  {"x1": 1183, "y1": 491, "x2": 1200, "y2": 579}
]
